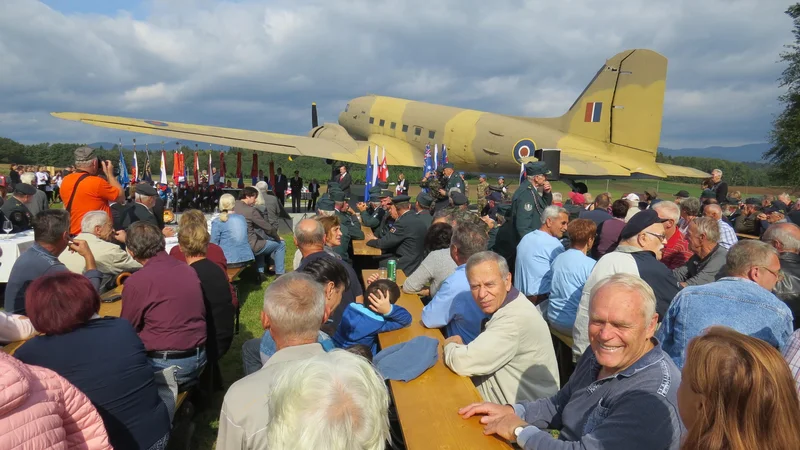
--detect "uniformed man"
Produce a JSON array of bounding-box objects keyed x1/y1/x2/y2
[
  {"x1": 357, "y1": 186, "x2": 387, "y2": 234},
  {"x1": 331, "y1": 190, "x2": 364, "y2": 263},
  {"x1": 450, "y1": 191, "x2": 469, "y2": 211},
  {"x1": 441, "y1": 163, "x2": 464, "y2": 197},
  {"x1": 511, "y1": 161, "x2": 553, "y2": 242},
  {"x1": 415, "y1": 192, "x2": 434, "y2": 228},
  {"x1": 0, "y1": 183, "x2": 35, "y2": 233},
  {"x1": 366, "y1": 195, "x2": 427, "y2": 274},
  {"x1": 420, "y1": 170, "x2": 445, "y2": 204},
  {"x1": 120, "y1": 183, "x2": 175, "y2": 237},
  {"x1": 497, "y1": 176, "x2": 510, "y2": 201},
  {"x1": 476, "y1": 174, "x2": 489, "y2": 212},
  {"x1": 481, "y1": 190, "x2": 502, "y2": 221}
]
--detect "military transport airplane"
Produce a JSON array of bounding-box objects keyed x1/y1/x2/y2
[{"x1": 51, "y1": 48, "x2": 708, "y2": 180}]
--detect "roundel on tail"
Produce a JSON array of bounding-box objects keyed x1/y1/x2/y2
[
  {"x1": 513, "y1": 139, "x2": 536, "y2": 164},
  {"x1": 144, "y1": 120, "x2": 169, "y2": 127}
]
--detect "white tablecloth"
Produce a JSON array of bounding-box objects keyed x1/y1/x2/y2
[
  {"x1": 0, "y1": 231, "x2": 35, "y2": 283},
  {"x1": 163, "y1": 214, "x2": 216, "y2": 255}
]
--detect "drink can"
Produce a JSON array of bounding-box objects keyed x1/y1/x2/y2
[{"x1": 387, "y1": 259, "x2": 397, "y2": 282}]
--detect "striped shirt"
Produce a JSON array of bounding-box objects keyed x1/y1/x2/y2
[
  {"x1": 783, "y1": 329, "x2": 800, "y2": 395},
  {"x1": 718, "y1": 219, "x2": 739, "y2": 250}
]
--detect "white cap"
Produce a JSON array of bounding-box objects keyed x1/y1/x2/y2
[{"x1": 624, "y1": 193, "x2": 640, "y2": 202}]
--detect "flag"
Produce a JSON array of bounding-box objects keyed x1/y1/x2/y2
[
  {"x1": 180, "y1": 152, "x2": 187, "y2": 182},
  {"x1": 236, "y1": 152, "x2": 244, "y2": 188},
  {"x1": 423, "y1": 144, "x2": 433, "y2": 177},
  {"x1": 442, "y1": 144, "x2": 449, "y2": 165},
  {"x1": 519, "y1": 160, "x2": 525, "y2": 184},
  {"x1": 219, "y1": 152, "x2": 226, "y2": 184},
  {"x1": 378, "y1": 147, "x2": 388, "y2": 182},
  {"x1": 131, "y1": 150, "x2": 139, "y2": 183},
  {"x1": 193, "y1": 152, "x2": 200, "y2": 187},
  {"x1": 584, "y1": 102, "x2": 603, "y2": 123},
  {"x1": 364, "y1": 146, "x2": 373, "y2": 202},
  {"x1": 371, "y1": 146, "x2": 379, "y2": 187},
  {"x1": 434, "y1": 144, "x2": 439, "y2": 171},
  {"x1": 208, "y1": 152, "x2": 213, "y2": 184},
  {"x1": 118, "y1": 145, "x2": 129, "y2": 186},
  {"x1": 159, "y1": 150, "x2": 167, "y2": 185},
  {"x1": 172, "y1": 151, "x2": 180, "y2": 185},
  {"x1": 251, "y1": 153, "x2": 259, "y2": 186},
  {"x1": 268, "y1": 161, "x2": 275, "y2": 190},
  {"x1": 144, "y1": 145, "x2": 152, "y2": 182}
]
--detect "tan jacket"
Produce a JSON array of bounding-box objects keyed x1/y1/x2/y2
[
  {"x1": 59, "y1": 232, "x2": 141, "y2": 276},
  {"x1": 444, "y1": 291, "x2": 560, "y2": 404},
  {"x1": 216, "y1": 343, "x2": 325, "y2": 450}
]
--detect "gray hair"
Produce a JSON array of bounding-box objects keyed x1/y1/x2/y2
[
  {"x1": 652, "y1": 200, "x2": 680, "y2": 222},
  {"x1": 542, "y1": 205, "x2": 568, "y2": 223},
  {"x1": 134, "y1": 192, "x2": 154, "y2": 203},
  {"x1": 725, "y1": 240, "x2": 780, "y2": 278},
  {"x1": 712, "y1": 169, "x2": 722, "y2": 177},
  {"x1": 32, "y1": 210, "x2": 70, "y2": 245},
  {"x1": 294, "y1": 219, "x2": 325, "y2": 248},
  {"x1": 465, "y1": 251, "x2": 510, "y2": 278},
  {"x1": 262, "y1": 272, "x2": 326, "y2": 341},
  {"x1": 762, "y1": 223, "x2": 800, "y2": 253},
  {"x1": 691, "y1": 217, "x2": 720, "y2": 244},
  {"x1": 590, "y1": 273, "x2": 657, "y2": 322},
  {"x1": 20, "y1": 172, "x2": 36, "y2": 186},
  {"x1": 552, "y1": 192, "x2": 563, "y2": 203},
  {"x1": 80, "y1": 211, "x2": 110, "y2": 233},
  {"x1": 680, "y1": 197, "x2": 701, "y2": 216},
  {"x1": 255, "y1": 181, "x2": 268, "y2": 207},
  {"x1": 265, "y1": 351, "x2": 390, "y2": 450},
  {"x1": 125, "y1": 221, "x2": 165, "y2": 260},
  {"x1": 451, "y1": 221, "x2": 489, "y2": 261}
]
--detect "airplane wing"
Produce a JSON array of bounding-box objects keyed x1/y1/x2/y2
[
  {"x1": 50, "y1": 112, "x2": 370, "y2": 165},
  {"x1": 656, "y1": 163, "x2": 711, "y2": 179}
]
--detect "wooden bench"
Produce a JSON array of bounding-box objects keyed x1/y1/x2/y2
[
  {"x1": 549, "y1": 326, "x2": 576, "y2": 388},
  {"x1": 736, "y1": 232, "x2": 760, "y2": 240},
  {"x1": 366, "y1": 269, "x2": 511, "y2": 449},
  {"x1": 227, "y1": 266, "x2": 245, "y2": 282},
  {"x1": 226, "y1": 265, "x2": 249, "y2": 334}
]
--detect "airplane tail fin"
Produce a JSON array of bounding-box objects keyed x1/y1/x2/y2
[{"x1": 558, "y1": 49, "x2": 667, "y2": 156}]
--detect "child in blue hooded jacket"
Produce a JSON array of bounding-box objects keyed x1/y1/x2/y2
[{"x1": 332, "y1": 279, "x2": 412, "y2": 354}]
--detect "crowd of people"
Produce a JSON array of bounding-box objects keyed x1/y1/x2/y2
[{"x1": 1, "y1": 147, "x2": 800, "y2": 450}]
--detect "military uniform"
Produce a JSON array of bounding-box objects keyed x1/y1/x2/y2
[
  {"x1": 331, "y1": 191, "x2": 364, "y2": 263},
  {"x1": 0, "y1": 196, "x2": 33, "y2": 233},
  {"x1": 511, "y1": 162, "x2": 553, "y2": 242},
  {"x1": 360, "y1": 186, "x2": 388, "y2": 236},
  {"x1": 476, "y1": 178, "x2": 489, "y2": 212},
  {"x1": 366, "y1": 196, "x2": 427, "y2": 274}
]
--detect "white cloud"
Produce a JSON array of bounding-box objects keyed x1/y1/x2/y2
[{"x1": 0, "y1": 0, "x2": 792, "y2": 151}]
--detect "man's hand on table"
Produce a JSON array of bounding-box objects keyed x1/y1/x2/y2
[{"x1": 459, "y1": 402, "x2": 526, "y2": 441}]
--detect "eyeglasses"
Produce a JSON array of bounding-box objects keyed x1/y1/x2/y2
[
  {"x1": 757, "y1": 266, "x2": 785, "y2": 282},
  {"x1": 645, "y1": 231, "x2": 667, "y2": 241}
]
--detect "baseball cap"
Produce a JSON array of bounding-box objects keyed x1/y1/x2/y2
[
  {"x1": 624, "y1": 193, "x2": 640, "y2": 202},
  {"x1": 74, "y1": 146, "x2": 97, "y2": 163},
  {"x1": 674, "y1": 190, "x2": 690, "y2": 198},
  {"x1": 568, "y1": 191, "x2": 586, "y2": 205},
  {"x1": 619, "y1": 209, "x2": 668, "y2": 241}
]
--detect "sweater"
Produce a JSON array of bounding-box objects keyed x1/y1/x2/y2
[
  {"x1": 444, "y1": 290, "x2": 560, "y2": 404},
  {"x1": 332, "y1": 303, "x2": 412, "y2": 354},
  {"x1": 0, "y1": 312, "x2": 35, "y2": 344},
  {"x1": 402, "y1": 248, "x2": 457, "y2": 296},
  {"x1": 0, "y1": 352, "x2": 112, "y2": 450}
]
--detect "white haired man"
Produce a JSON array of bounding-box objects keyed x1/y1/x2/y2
[
  {"x1": 263, "y1": 351, "x2": 390, "y2": 450},
  {"x1": 459, "y1": 273, "x2": 684, "y2": 450},
  {"x1": 514, "y1": 205, "x2": 569, "y2": 312},
  {"x1": 444, "y1": 251, "x2": 559, "y2": 405},
  {"x1": 673, "y1": 217, "x2": 728, "y2": 287},
  {"x1": 762, "y1": 222, "x2": 800, "y2": 330},
  {"x1": 217, "y1": 272, "x2": 329, "y2": 450},
  {"x1": 709, "y1": 168, "x2": 728, "y2": 203},
  {"x1": 658, "y1": 240, "x2": 794, "y2": 369},
  {"x1": 703, "y1": 203, "x2": 738, "y2": 250},
  {"x1": 19, "y1": 171, "x2": 48, "y2": 216},
  {"x1": 59, "y1": 211, "x2": 141, "y2": 284}
]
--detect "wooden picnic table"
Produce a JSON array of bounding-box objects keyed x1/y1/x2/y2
[
  {"x1": 736, "y1": 232, "x2": 760, "y2": 240},
  {"x1": 353, "y1": 225, "x2": 382, "y2": 256},
  {"x1": 365, "y1": 269, "x2": 512, "y2": 450},
  {"x1": 2, "y1": 286, "x2": 125, "y2": 356}
]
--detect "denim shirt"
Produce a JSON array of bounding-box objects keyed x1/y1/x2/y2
[
  {"x1": 210, "y1": 214, "x2": 255, "y2": 265},
  {"x1": 657, "y1": 277, "x2": 794, "y2": 369}
]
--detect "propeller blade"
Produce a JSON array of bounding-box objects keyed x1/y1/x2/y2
[{"x1": 311, "y1": 102, "x2": 318, "y2": 128}]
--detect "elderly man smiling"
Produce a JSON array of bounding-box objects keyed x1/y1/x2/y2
[{"x1": 459, "y1": 273, "x2": 684, "y2": 450}]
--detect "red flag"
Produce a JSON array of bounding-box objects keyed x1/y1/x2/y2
[
  {"x1": 251, "y1": 153, "x2": 258, "y2": 178},
  {"x1": 177, "y1": 152, "x2": 186, "y2": 182},
  {"x1": 236, "y1": 152, "x2": 242, "y2": 177},
  {"x1": 172, "y1": 151, "x2": 180, "y2": 185},
  {"x1": 193, "y1": 152, "x2": 200, "y2": 187},
  {"x1": 268, "y1": 161, "x2": 275, "y2": 190},
  {"x1": 219, "y1": 152, "x2": 226, "y2": 183},
  {"x1": 378, "y1": 147, "x2": 389, "y2": 182}
]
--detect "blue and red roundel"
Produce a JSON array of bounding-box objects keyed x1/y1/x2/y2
[
  {"x1": 144, "y1": 120, "x2": 169, "y2": 127},
  {"x1": 513, "y1": 139, "x2": 536, "y2": 164}
]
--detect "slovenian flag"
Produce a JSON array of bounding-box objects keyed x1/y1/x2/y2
[
  {"x1": 584, "y1": 102, "x2": 603, "y2": 123},
  {"x1": 378, "y1": 147, "x2": 388, "y2": 182},
  {"x1": 131, "y1": 150, "x2": 138, "y2": 183}
]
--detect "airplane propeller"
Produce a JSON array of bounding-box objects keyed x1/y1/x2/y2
[{"x1": 311, "y1": 102, "x2": 318, "y2": 128}]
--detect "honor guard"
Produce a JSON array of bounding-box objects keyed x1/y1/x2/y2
[
  {"x1": 476, "y1": 174, "x2": 489, "y2": 212},
  {"x1": 0, "y1": 183, "x2": 35, "y2": 233},
  {"x1": 366, "y1": 195, "x2": 427, "y2": 274},
  {"x1": 414, "y1": 192, "x2": 434, "y2": 228},
  {"x1": 511, "y1": 161, "x2": 553, "y2": 242}
]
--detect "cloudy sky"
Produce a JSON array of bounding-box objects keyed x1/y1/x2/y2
[{"x1": 0, "y1": 0, "x2": 792, "y2": 149}]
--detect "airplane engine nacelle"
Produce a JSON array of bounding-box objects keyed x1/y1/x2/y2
[{"x1": 308, "y1": 123, "x2": 358, "y2": 151}]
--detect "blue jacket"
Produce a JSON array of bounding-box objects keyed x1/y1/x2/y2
[
  {"x1": 657, "y1": 277, "x2": 794, "y2": 369},
  {"x1": 210, "y1": 214, "x2": 255, "y2": 265},
  {"x1": 332, "y1": 303, "x2": 412, "y2": 354}
]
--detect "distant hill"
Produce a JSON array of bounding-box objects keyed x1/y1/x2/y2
[{"x1": 658, "y1": 143, "x2": 771, "y2": 163}]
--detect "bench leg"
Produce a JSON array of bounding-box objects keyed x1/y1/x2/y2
[{"x1": 234, "y1": 285, "x2": 240, "y2": 335}]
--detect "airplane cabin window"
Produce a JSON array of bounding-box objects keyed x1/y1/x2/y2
[
  {"x1": 369, "y1": 117, "x2": 374, "y2": 124},
  {"x1": 414, "y1": 127, "x2": 422, "y2": 136},
  {"x1": 379, "y1": 119, "x2": 385, "y2": 127},
  {"x1": 390, "y1": 122, "x2": 397, "y2": 130},
  {"x1": 428, "y1": 130, "x2": 436, "y2": 139},
  {"x1": 402, "y1": 125, "x2": 409, "y2": 132}
]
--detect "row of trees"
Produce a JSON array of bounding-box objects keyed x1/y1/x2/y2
[{"x1": 655, "y1": 154, "x2": 779, "y2": 187}]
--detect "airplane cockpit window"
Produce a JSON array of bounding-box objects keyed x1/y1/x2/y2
[
  {"x1": 390, "y1": 122, "x2": 397, "y2": 130},
  {"x1": 428, "y1": 130, "x2": 436, "y2": 139},
  {"x1": 414, "y1": 127, "x2": 422, "y2": 136},
  {"x1": 369, "y1": 117, "x2": 374, "y2": 124},
  {"x1": 379, "y1": 119, "x2": 385, "y2": 127},
  {"x1": 402, "y1": 125, "x2": 409, "y2": 132},
  {"x1": 345, "y1": 104, "x2": 350, "y2": 112}
]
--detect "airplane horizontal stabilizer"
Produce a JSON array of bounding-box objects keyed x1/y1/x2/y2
[{"x1": 656, "y1": 163, "x2": 710, "y2": 179}]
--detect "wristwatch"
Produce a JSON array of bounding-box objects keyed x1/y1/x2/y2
[{"x1": 513, "y1": 426, "x2": 525, "y2": 442}]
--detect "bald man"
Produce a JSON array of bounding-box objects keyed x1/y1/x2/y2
[
  {"x1": 762, "y1": 222, "x2": 800, "y2": 330},
  {"x1": 703, "y1": 204, "x2": 738, "y2": 250}
]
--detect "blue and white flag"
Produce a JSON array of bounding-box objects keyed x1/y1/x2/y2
[
  {"x1": 118, "y1": 142, "x2": 130, "y2": 186},
  {"x1": 433, "y1": 144, "x2": 439, "y2": 171},
  {"x1": 364, "y1": 146, "x2": 373, "y2": 201}
]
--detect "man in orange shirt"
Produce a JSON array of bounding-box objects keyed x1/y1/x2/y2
[{"x1": 60, "y1": 147, "x2": 125, "y2": 235}]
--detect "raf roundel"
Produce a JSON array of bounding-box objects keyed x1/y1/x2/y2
[
  {"x1": 513, "y1": 139, "x2": 537, "y2": 164},
  {"x1": 144, "y1": 120, "x2": 169, "y2": 127}
]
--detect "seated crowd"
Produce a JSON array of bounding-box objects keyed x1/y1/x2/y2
[{"x1": 2, "y1": 156, "x2": 800, "y2": 450}]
